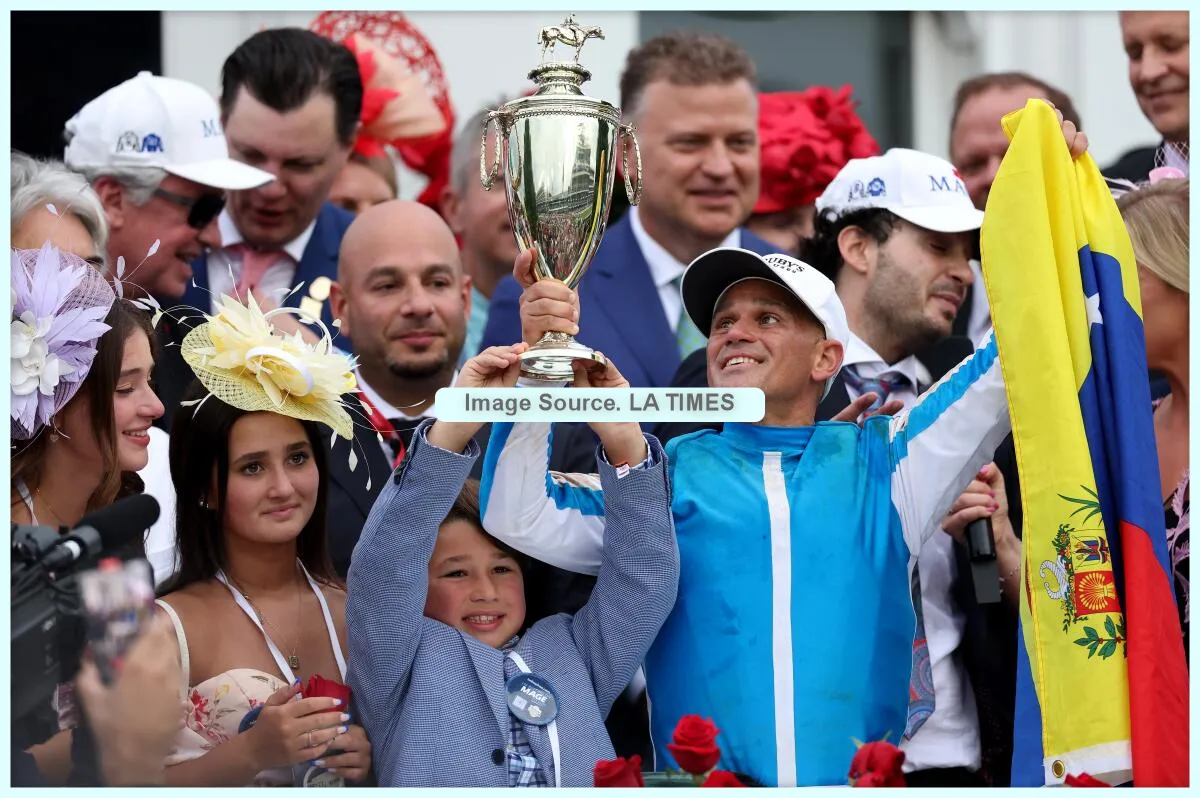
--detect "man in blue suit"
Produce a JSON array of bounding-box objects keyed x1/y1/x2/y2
[
  {"x1": 480, "y1": 31, "x2": 782, "y2": 390},
  {"x1": 182, "y1": 29, "x2": 362, "y2": 347}
]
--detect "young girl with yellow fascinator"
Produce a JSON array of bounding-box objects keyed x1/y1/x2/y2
[{"x1": 154, "y1": 295, "x2": 373, "y2": 787}]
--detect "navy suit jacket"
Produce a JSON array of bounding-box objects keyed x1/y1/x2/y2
[
  {"x1": 479, "y1": 215, "x2": 785, "y2": 389},
  {"x1": 326, "y1": 393, "x2": 393, "y2": 578},
  {"x1": 183, "y1": 202, "x2": 353, "y2": 339}
]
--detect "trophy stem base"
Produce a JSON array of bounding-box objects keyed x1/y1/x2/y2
[{"x1": 519, "y1": 333, "x2": 607, "y2": 382}]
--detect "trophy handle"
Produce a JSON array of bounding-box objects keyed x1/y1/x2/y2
[
  {"x1": 619, "y1": 124, "x2": 643, "y2": 205},
  {"x1": 480, "y1": 111, "x2": 505, "y2": 191}
]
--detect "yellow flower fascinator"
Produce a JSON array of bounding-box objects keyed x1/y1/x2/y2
[{"x1": 181, "y1": 293, "x2": 357, "y2": 439}]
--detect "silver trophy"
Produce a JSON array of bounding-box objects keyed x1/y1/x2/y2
[{"x1": 481, "y1": 16, "x2": 643, "y2": 382}]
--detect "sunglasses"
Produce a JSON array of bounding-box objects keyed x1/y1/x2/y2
[{"x1": 153, "y1": 188, "x2": 226, "y2": 230}]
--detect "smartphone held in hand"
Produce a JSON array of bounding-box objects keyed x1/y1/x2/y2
[{"x1": 78, "y1": 558, "x2": 156, "y2": 685}]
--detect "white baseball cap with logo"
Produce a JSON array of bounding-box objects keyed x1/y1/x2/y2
[
  {"x1": 814, "y1": 147, "x2": 984, "y2": 233},
  {"x1": 680, "y1": 248, "x2": 851, "y2": 398},
  {"x1": 64, "y1": 71, "x2": 273, "y2": 192}
]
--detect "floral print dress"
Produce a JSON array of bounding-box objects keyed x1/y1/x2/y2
[
  {"x1": 156, "y1": 599, "x2": 293, "y2": 787},
  {"x1": 1165, "y1": 469, "x2": 1189, "y2": 660}
]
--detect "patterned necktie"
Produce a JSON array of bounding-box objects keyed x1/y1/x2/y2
[
  {"x1": 904, "y1": 568, "x2": 935, "y2": 740},
  {"x1": 840, "y1": 366, "x2": 911, "y2": 412},
  {"x1": 672, "y1": 275, "x2": 707, "y2": 358},
  {"x1": 228, "y1": 243, "x2": 286, "y2": 300},
  {"x1": 841, "y1": 364, "x2": 933, "y2": 737}
]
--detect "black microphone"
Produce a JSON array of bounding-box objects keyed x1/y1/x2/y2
[
  {"x1": 966, "y1": 516, "x2": 1001, "y2": 604},
  {"x1": 42, "y1": 494, "x2": 160, "y2": 572}
]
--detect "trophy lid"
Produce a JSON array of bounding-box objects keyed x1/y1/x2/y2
[
  {"x1": 525, "y1": 17, "x2": 603, "y2": 98},
  {"x1": 527, "y1": 62, "x2": 591, "y2": 96},
  {"x1": 491, "y1": 17, "x2": 619, "y2": 123}
]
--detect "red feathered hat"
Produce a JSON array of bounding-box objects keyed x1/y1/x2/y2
[
  {"x1": 755, "y1": 86, "x2": 880, "y2": 215},
  {"x1": 310, "y1": 11, "x2": 455, "y2": 210}
]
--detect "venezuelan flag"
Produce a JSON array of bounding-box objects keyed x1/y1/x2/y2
[{"x1": 980, "y1": 100, "x2": 1188, "y2": 787}]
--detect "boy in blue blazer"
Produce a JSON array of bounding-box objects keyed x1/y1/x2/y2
[{"x1": 346, "y1": 343, "x2": 679, "y2": 787}]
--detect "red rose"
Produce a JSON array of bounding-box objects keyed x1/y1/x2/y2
[
  {"x1": 848, "y1": 740, "x2": 906, "y2": 787},
  {"x1": 702, "y1": 770, "x2": 746, "y2": 787},
  {"x1": 666, "y1": 715, "x2": 722, "y2": 775},
  {"x1": 1065, "y1": 773, "x2": 1111, "y2": 787},
  {"x1": 303, "y1": 674, "x2": 351, "y2": 712},
  {"x1": 594, "y1": 755, "x2": 645, "y2": 787}
]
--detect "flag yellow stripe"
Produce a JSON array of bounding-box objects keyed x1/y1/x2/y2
[{"x1": 981, "y1": 100, "x2": 1131, "y2": 778}]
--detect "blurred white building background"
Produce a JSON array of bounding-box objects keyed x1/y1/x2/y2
[{"x1": 160, "y1": 10, "x2": 1157, "y2": 203}]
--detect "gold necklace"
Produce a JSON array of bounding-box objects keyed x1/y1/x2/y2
[
  {"x1": 232, "y1": 574, "x2": 304, "y2": 671},
  {"x1": 34, "y1": 487, "x2": 70, "y2": 527}
]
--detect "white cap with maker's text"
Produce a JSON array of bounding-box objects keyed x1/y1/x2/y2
[
  {"x1": 64, "y1": 71, "x2": 272, "y2": 192},
  {"x1": 815, "y1": 147, "x2": 984, "y2": 233}
]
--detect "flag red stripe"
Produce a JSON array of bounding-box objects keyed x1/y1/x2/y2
[{"x1": 1119, "y1": 520, "x2": 1189, "y2": 786}]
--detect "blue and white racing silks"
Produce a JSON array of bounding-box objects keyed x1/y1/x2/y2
[{"x1": 479, "y1": 333, "x2": 1011, "y2": 786}]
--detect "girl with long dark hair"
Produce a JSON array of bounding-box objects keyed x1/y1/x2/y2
[{"x1": 153, "y1": 295, "x2": 371, "y2": 786}]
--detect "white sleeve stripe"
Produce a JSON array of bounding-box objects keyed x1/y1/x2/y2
[
  {"x1": 479, "y1": 422, "x2": 606, "y2": 576},
  {"x1": 762, "y1": 452, "x2": 798, "y2": 788},
  {"x1": 890, "y1": 332, "x2": 1012, "y2": 555},
  {"x1": 888, "y1": 332, "x2": 1000, "y2": 450}
]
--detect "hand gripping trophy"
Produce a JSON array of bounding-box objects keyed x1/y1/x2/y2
[{"x1": 480, "y1": 15, "x2": 643, "y2": 382}]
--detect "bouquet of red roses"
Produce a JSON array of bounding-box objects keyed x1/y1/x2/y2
[
  {"x1": 598, "y1": 721, "x2": 1114, "y2": 788},
  {"x1": 594, "y1": 715, "x2": 749, "y2": 787}
]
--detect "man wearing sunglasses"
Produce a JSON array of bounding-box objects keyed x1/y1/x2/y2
[
  {"x1": 64, "y1": 71, "x2": 273, "y2": 302},
  {"x1": 64, "y1": 71, "x2": 275, "y2": 438}
]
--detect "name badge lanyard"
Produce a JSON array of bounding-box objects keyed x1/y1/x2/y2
[
  {"x1": 506, "y1": 650, "x2": 561, "y2": 789},
  {"x1": 216, "y1": 561, "x2": 348, "y2": 685}
]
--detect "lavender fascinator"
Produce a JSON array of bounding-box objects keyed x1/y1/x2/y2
[{"x1": 11, "y1": 243, "x2": 117, "y2": 440}]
